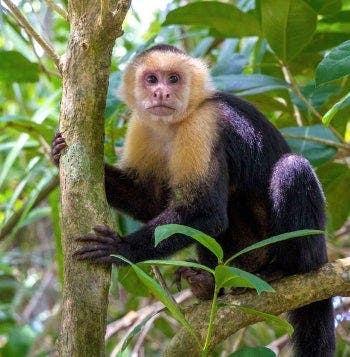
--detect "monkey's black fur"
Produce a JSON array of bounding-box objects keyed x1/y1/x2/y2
[{"x1": 53, "y1": 46, "x2": 335, "y2": 357}]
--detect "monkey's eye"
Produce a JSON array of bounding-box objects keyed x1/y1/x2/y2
[
  {"x1": 146, "y1": 74, "x2": 158, "y2": 84},
  {"x1": 168, "y1": 74, "x2": 180, "y2": 84}
]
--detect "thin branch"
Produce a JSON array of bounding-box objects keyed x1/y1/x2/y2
[
  {"x1": 131, "y1": 313, "x2": 159, "y2": 356},
  {"x1": 44, "y1": 0, "x2": 68, "y2": 21},
  {"x1": 152, "y1": 265, "x2": 178, "y2": 305},
  {"x1": 3, "y1": 0, "x2": 61, "y2": 71},
  {"x1": 282, "y1": 133, "x2": 350, "y2": 151},
  {"x1": 280, "y1": 64, "x2": 303, "y2": 126},
  {"x1": 164, "y1": 258, "x2": 350, "y2": 356},
  {"x1": 105, "y1": 290, "x2": 192, "y2": 339},
  {"x1": 281, "y1": 63, "x2": 322, "y2": 121}
]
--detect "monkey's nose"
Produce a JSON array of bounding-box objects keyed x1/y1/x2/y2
[{"x1": 153, "y1": 89, "x2": 170, "y2": 100}]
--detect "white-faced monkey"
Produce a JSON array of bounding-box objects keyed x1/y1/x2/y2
[{"x1": 52, "y1": 44, "x2": 335, "y2": 356}]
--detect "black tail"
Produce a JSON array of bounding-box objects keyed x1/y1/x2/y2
[
  {"x1": 270, "y1": 154, "x2": 335, "y2": 356},
  {"x1": 289, "y1": 299, "x2": 335, "y2": 356}
]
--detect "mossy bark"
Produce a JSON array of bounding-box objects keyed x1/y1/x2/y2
[{"x1": 57, "y1": 1, "x2": 130, "y2": 356}]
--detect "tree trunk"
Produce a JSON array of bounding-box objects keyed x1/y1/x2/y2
[{"x1": 57, "y1": 1, "x2": 130, "y2": 356}]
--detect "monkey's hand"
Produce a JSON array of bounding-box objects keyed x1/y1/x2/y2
[
  {"x1": 51, "y1": 132, "x2": 67, "y2": 166},
  {"x1": 174, "y1": 266, "x2": 215, "y2": 300},
  {"x1": 74, "y1": 225, "x2": 130, "y2": 265}
]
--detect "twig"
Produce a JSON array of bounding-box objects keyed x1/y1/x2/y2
[
  {"x1": 281, "y1": 63, "x2": 322, "y2": 121},
  {"x1": 131, "y1": 313, "x2": 159, "y2": 356},
  {"x1": 3, "y1": 0, "x2": 61, "y2": 71},
  {"x1": 105, "y1": 289, "x2": 192, "y2": 339},
  {"x1": 152, "y1": 265, "x2": 178, "y2": 305},
  {"x1": 282, "y1": 133, "x2": 350, "y2": 151},
  {"x1": 280, "y1": 64, "x2": 303, "y2": 126},
  {"x1": 44, "y1": 0, "x2": 68, "y2": 21}
]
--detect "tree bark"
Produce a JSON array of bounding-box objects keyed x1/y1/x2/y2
[
  {"x1": 164, "y1": 258, "x2": 350, "y2": 356},
  {"x1": 57, "y1": 1, "x2": 130, "y2": 356}
]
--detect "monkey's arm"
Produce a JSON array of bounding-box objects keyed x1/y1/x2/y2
[
  {"x1": 105, "y1": 164, "x2": 167, "y2": 222},
  {"x1": 51, "y1": 133, "x2": 165, "y2": 222},
  {"x1": 75, "y1": 157, "x2": 229, "y2": 265}
]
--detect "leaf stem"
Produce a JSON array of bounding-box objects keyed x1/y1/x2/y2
[{"x1": 202, "y1": 285, "x2": 220, "y2": 355}]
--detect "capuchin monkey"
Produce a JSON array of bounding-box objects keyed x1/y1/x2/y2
[{"x1": 52, "y1": 44, "x2": 335, "y2": 356}]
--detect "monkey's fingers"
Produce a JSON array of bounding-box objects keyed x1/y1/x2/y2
[
  {"x1": 74, "y1": 245, "x2": 111, "y2": 261},
  {"x1": 76, "y1": 233, "x2": 117, "y2": 245},
  {"x1": 93, "y1": 225, "x2": 118, "y2": 237},
  {"x1": 51, "y1": 134, "x2": 67, "y2": 166}
]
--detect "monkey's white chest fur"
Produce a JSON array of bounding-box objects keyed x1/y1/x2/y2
[{"x1": 121, "y1": 105, "x2": 217, "y2": 185}]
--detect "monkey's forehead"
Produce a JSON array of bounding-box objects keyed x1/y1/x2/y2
[{"x1": 132, "y1": 51, "x2": 209, "y2": 75}]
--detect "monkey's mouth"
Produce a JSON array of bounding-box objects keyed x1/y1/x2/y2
[{"x1": 147, "y1": 105, "x2": 176, "y2": 116}]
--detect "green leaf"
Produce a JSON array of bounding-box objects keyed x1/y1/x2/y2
[
  {"x1": 215, "y1": 266, "x2": 274, "y2": 294},
  {"x1": 317, "y1": 163, "x2": 350, "y2": 231},
  {"x1": 155, "y1": 224, "x2": 223, "y2": 261},
  {"x1": 212, "y1": 74, "x2": 289, "y2": 95},
  {"x1": 322, "y1": 92, "x2": 350, "y2": 125},
  {"x1": 0, "y1": 115, "x2": 53, "y2": 142},
  {"x1": 163, "y1": 2, "x2": 260, "y2": 38},
  {"x1": 236, "y1": 306, "x2": 294, "y2": 335},
  {"x1": 305, "y1": 0, "x2": 341, "y2": 15},
  {"x1": 226, "y1": 229, "x2": 323, "y2": 265},
  {"x1": 141, "y1": 260, "x2": 214, "y2": 274},
  {"x1": 118, "y1": 267, "x2": 149, "y2": 297},
  {"x1": 316, "y1": 40, "x2": 350, "y2": 86},
  {"x1": 0, "y1": 51, "x2": 39, "y2": 83},
  {"x1": 261, "y1": 0, "x2": 317, "y2": 62},
  {"x1": 228, "y1": 346, "x2": 276, "y2": 357},
  {"x1": 280, "y1": 125, "x2": 339, "y2": 167},
  {"x1": 112, "y1": 255, "x2": 201, "y2": 347}
]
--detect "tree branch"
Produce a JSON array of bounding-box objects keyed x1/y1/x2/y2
[
  {"x1": 44, "y1": 0, "x2": 68, "y2": 21},
  {"x1": 2, "y1": 0, "x2": 61, "y2": 71},
  {"x1": 164, "y1": 258, "x2": 350, "y2": 356}
]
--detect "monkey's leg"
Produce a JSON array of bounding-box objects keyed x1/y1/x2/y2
[{"x1": 174, "y1": 266, "x2": 215, "y2": 300}]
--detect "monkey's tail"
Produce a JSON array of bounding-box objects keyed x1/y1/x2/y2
[
  {"x1": 289, "y1": 298, "x2": 335, "y2": 357},
  {"x1": 270, "y1": 154, "x2": 335, "y2": 356}
]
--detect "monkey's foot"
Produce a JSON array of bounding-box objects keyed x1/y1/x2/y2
[
  {"x1": 74, "y1": 225, "x2": 129, "y2": 265},
  {"x1": 51, "y1": 132, "x2": 67, "y2": 166},
  {"x1": 174, "y1": 266, "x2": 215, "y2": 300}
]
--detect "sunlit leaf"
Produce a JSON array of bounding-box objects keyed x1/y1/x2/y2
[
  {"x1": 316, "y1": 40, "x2": 350, "y2": 85},
  {"x1": 163, "y1": 2, "x2": 259, "y2": 37},
  {"x1": 261, "y1": 0, "x2": 317, "y2": 62},
  {"x1": 155, "y1": 224, "x2": 223, "y2": 261},
  {"x1": 215, "y1": 266, "x2": 274, "y2": 294},
  {"x1": 226, "y1": 229, "x2": 323, "y2": 265},
  {"x1": 141, "y1": 259, "x2": 214, "y2": 274}
]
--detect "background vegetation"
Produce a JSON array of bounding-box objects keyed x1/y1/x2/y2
[{"x1": 0, "y1": 0, "x2": 349, "y2": 356}]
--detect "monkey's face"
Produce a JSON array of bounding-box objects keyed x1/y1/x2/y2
[
  {"x1": 135, "y1": 68, "x2": 190, "y2": 123},
  {"x1": 119, "y1": 49, "x2": 215, "y2": 124}
]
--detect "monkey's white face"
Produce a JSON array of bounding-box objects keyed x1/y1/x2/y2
[{"x1": 135, "y1": 69, "x2": 190, "y2": 123}]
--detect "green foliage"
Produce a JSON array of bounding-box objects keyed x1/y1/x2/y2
[
  {"x1": 260, "y1": 0, "x2": 317, "y2": 62},
  {"x1": 0, "y1": 0, "x2": 349, "y2": 355},
  {"x1": 164, "y1": 2, "x2": 260, "y2": 37},
  {"x1": 0, "y1": 51, "x2": 39, "y2": 83},
  {"x1": 316, "y1": 40, "x2": 350, "y2": 85}
]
